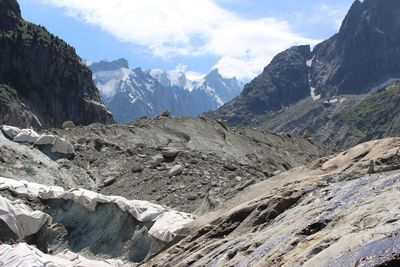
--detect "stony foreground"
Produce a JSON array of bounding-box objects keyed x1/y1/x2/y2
[
  {"x1": 145, "y1": 138, "x2": 400, "y2": 266},
  {"x1": 5, "y1": 118, "x2": 400, "y2": 266}
]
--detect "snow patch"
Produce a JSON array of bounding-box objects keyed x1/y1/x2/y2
[
  {"x1": 310, "y1": 87, "x2": 321, "y2": 101},
  {"x1": 306, "y1": 56, "x2": 315, "y2": 67}
]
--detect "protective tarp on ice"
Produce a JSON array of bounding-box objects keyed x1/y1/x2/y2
[
  {"x1": 0, "y1": 125, "x2": 21, "y2": 139},
  {"x1": 13, "y1": 128, "x2": 40, "y2": 143},
  {"x1": 0, "y1": 177, "x2": 195, "y2": 243},
  {"x1": 0, "y1": 196, "x2": 51, "y2": 239},
  {"x1": 34, "y1": 134, "x2": 75, "y2": 155},
  {"x1": 1, "y1": 125, "x2": 75, "y2": 155},
  {"x1": 0, "y1": 243, "x2": 130, "y2": 267}
]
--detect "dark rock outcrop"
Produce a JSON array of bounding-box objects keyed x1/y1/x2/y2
[
  {"x1": 0, "y1": 0, "x2": 114, "y2": 129},
  {"x1": 209, "y1": 45, "x2": 312, "y2": 125},
  {"x1": 312, "y1": 0, "x2": 400, "y2": 96}
]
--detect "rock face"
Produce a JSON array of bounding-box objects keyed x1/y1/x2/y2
[
  {"x1": 262, "y1": 82, "x2": 400, "y2": 150},
  {"x1": 312, "y1": 0, "x2": 400, "y2": 96},
  {"x1": 209, "y1": 45, "x2": 312, "y2": 125},
  {"x1": 145, "y1": 138, "x2": 400, "y2": 267},
  {"x1": 91, "y1": 59, "x2": 243, "y2": 123},
  {"x1": 209, "y1": 0, "x2": 400, "y2": 147},
  {"x1": 0, "y1": 0, "x2": 114, "y2": 129}
]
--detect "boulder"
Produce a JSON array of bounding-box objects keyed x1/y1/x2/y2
[
  {"x1": 131, "y1": 162, "x2": 144, "y2": 173},
  {"x1": 169, "y1": 164, "x2": 183, "y2": 177},
  {"x1": 51, "y1": 137, "x2": 75, "y2": 155},
  {"x1": 162, "y1": 149, "x2": 180, "y2": 161},
  {"x1": 62, "y1": 121, "x2": 75, "y2": 129},
  {"x1": 161, "y1": 111, "x2": 171, "y2": 118},
  {"x1": 103, "y1": 177, "x2": 117, "y2": 187},
  {"x1": 147, "y1": 154, "x2": 164, "y2": 169},
  {"x1": 223, "y1": 163, "x2": 238, "y2": 171},
  {"x1": 186, "y1": 193, "x2": 198, "y2": 201}
]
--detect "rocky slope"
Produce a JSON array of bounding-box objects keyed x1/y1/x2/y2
[
  {"x1": 49, "y1": 117, "x2": 329, "y2": 213},
  {"x1": 0, "y1": 117, "x2": 329, "y2": 213},
  {"x1": 145, "y1": 137, "x2": 400, "y2": 267},
  {"x1": 208, "y1": 45, "x2": 312, "y2": 126},
  {"x1": 261, "y1": 82, "x2": 400, "y2": 150},
  {"x1": 209, "y1": 0, "x2": 400, "y2": 149},
  {"x1": 91, "y1": 59, "x2": 243, "y2": 123},
  {"x1": 0, "y1": 0, "x2": 114, "y2": 129}
]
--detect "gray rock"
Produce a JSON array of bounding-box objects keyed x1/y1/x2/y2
[
  {"x1": 169, "y1": 164, "x2": 183, "y2": 177},
  {"x1": 62, "y1": 121, "x2": 75, "y2": 129},
  {"x1": 223, "y1": 163, "x2": 238, "y2": 171},
  {"x1": 131, "y1": 162, "x2": 144, "y2": 173},
  {"x1": 103, "y1": 177, "x2": 117, "y2": 187},
  {"x1": 147, "y1": 154, "x2": 164, "y2": 169},
  {"x1": 161, "y1": 111, "x2": 172, "y2": 117},
  {"x1": 236, "y1": 178, "x2": 256, "y2": 191},
  {"x1": 162, "y1": 149, "x2": 180, "y2": 161},
  {"x1": 186, "y1": 193, "x2": 198, "y2": 201}
]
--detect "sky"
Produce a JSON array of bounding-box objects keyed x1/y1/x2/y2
[{"x1": 18, "y1": 0, "x2": 355, "y2": 81}]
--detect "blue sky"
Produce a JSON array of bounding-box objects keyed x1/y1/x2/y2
[{"x1": 18, "y1": 0, "x2": 354, "y2": 80}]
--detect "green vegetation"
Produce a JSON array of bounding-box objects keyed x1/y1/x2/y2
[
  {"x1": 256, "y1": 111, "x2": 276, "y2": 122},
  {"x1": 339, "y1": 83, "x2": 400, "y2": 139},
  {"x1": 386, "y1": 83, "x2": 400, "y2": 95},
  {"x1": 350, "y1": 127, "x2": 367, "y2": 139},
  {"x1": 0, "y1": 17, "x2": 80, "y2": 63},
  {"x1": 0, "y1": 84, "x2": 17, "y2": 103}
]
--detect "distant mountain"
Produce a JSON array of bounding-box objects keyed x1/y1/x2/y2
[
  {"x1": 208, "y1": 45, "x2": 312, "y2": 125},
  {"x1": 90, "y1": 59, "x2": 243, "y2": 123},
  {"x1": 0, "y1": 0, "x2": 114, "y2": 129},
  {"x1": 209, "y1": 0, "x2": 400, "y2": 149}
]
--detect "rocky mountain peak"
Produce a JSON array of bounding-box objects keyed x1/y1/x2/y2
[
  {"x1": 89, "y1": 58, "x2": 129, "y2": 72},
  {"x1": 340, "y1": 0, "x2": 400, "y2": 36},
  {"x1": 205, "y1": 68, "x2": 221, "y2": 80},
  {"x1": 312, "y1": 0, "x2": 400, "y2": 96},
  {"x1": 207, "y1": 45, "x2": 311, "y2": 125},
  {"x1": 0, "y1": 0, "x2": 22, "y2": 31}
]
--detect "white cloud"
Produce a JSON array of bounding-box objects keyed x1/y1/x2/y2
[{"x1": 39, "y1": 0, "x2": 318, "y2": 79}]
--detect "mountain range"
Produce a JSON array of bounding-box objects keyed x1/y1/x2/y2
[
  {"x1": 90, "y1": 59, "x2": 243, "y2": 123},
  {"x1": 209, "y1": 0, "x2": 400, "y2": 150},
  {"x1": 3, "y1": 0, "x2": 400, "y2": 266}
]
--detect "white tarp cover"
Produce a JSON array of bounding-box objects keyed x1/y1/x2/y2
[
  {"x1": 1, "y1": 125, "x2": 75, "y2": 155},
  {"x1": 0, "y1": 177, "x2": 195, "y2": 242},
  {"x1": 149, "y1": 211, "x2": 194, "y2": 242},
  {"x1": 0, "y1": 125, "x2": 21, "y2": 139},
  {"x1": 0, "y1": 196, "x2": 51, "y2": 239},
  {"x1": 34, "y1": 135, "x2": 75, "y2": 155},
  {"x1": 0, "y1": 243, "x2": 130, "y2": 267},
  {"x1": 13, "y1": 129, "x2": 40, "y2": 143}
]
